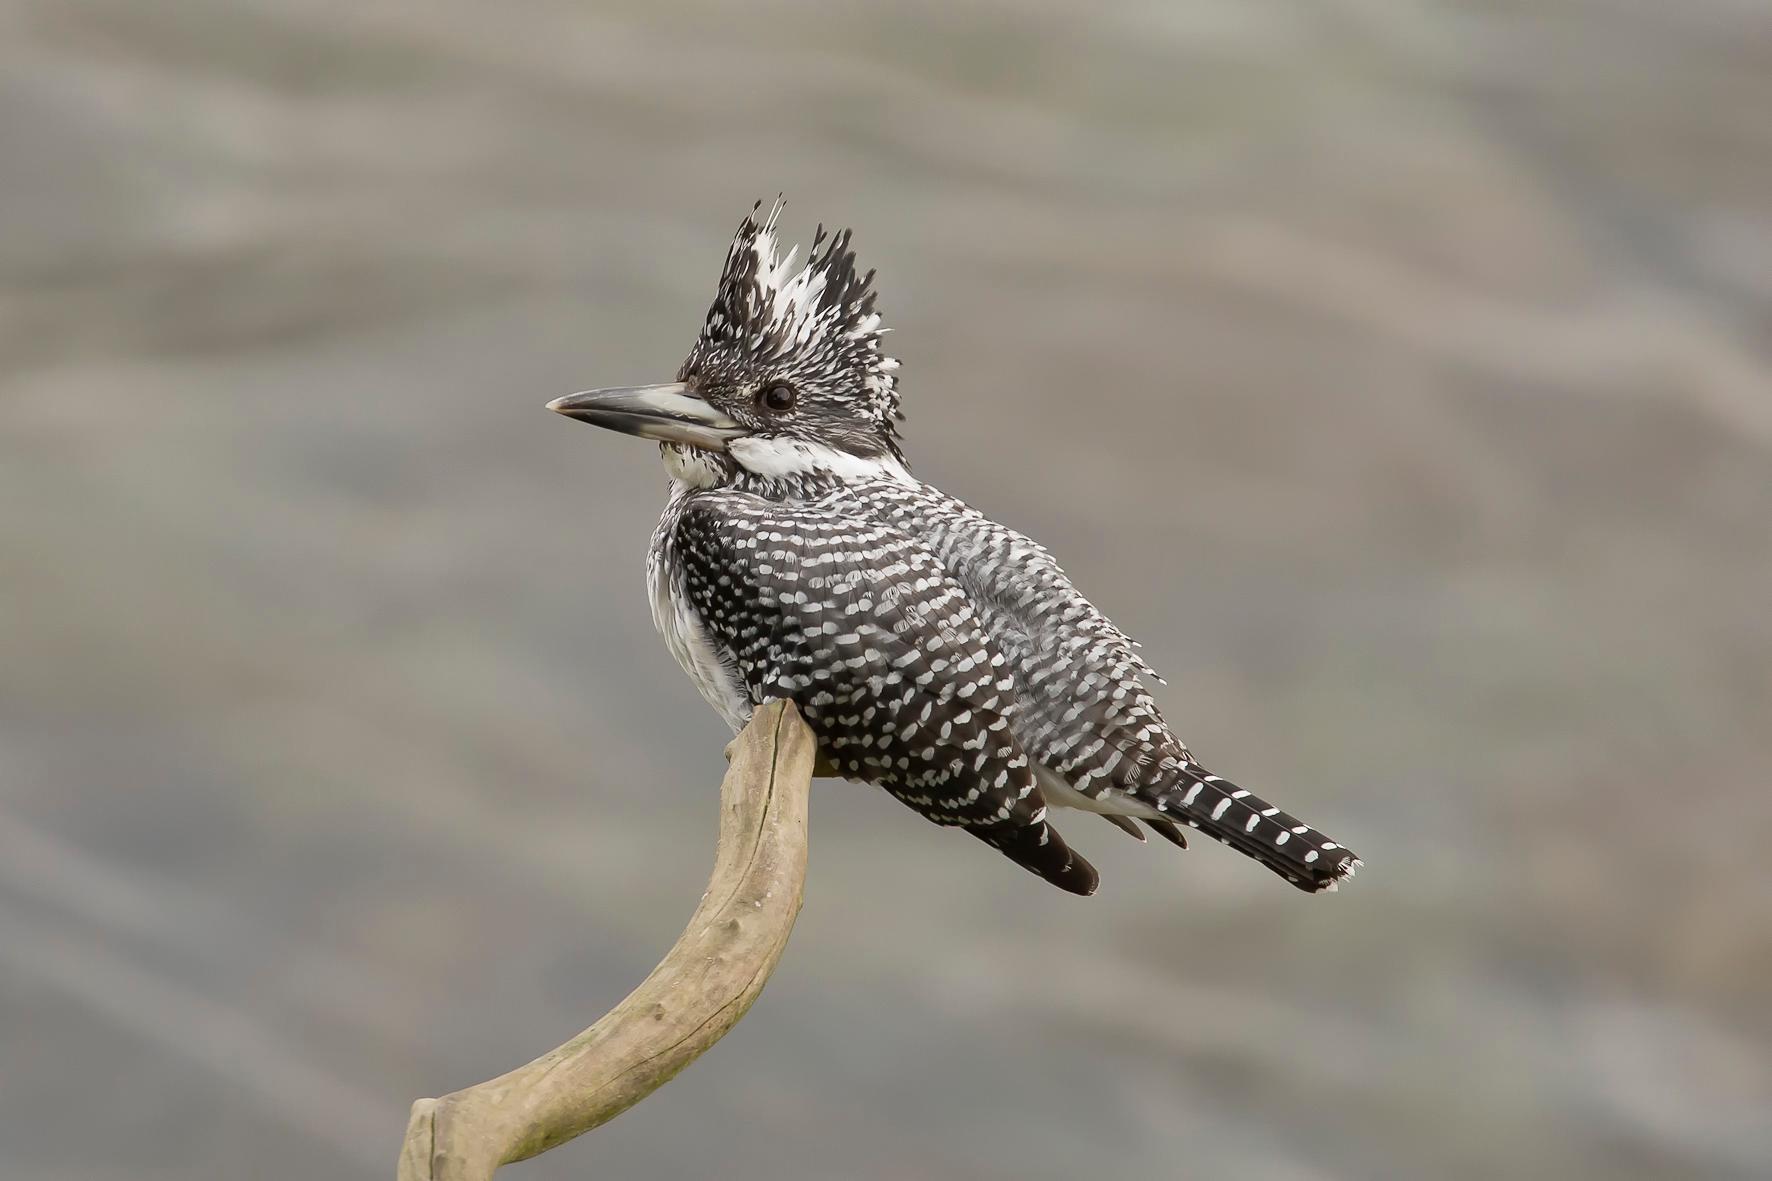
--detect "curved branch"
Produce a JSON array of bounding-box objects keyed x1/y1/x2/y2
[{"x1": 396, "y1": 700, "x2": 817, "y2": 1181}]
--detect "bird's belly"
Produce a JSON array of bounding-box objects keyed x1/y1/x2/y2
[{"x1": 647, "y1": 544, "x2": 752, "y2": 733}]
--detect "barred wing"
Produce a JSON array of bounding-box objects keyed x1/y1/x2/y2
[{"x1": 862, "y1": 482, "x2": 1360, "y2": 892}]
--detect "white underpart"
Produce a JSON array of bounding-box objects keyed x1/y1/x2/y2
[
  {"x1": 649, "y1": 483, "x2": 752, "y2": 733},
  {"x1": 728, "y1": 436, "x2": 913, "y2": 483},
  {"x1": 1035, "y1": 763, "x2": 1160, "y2": 819}
]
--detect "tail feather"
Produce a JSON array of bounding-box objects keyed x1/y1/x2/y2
[
  {"x1": 1141, "y1": 816, "x2": 1189, "y2": 850},
  {"x1": 1101, "y1": 813, "x2": 1147, "y2": 842},
  {"x1": 1151, "y1": 765, "x2": 1359, "y2": 893},
  {"x1": 972, "y1": 816, "x2": 1099, "y2": 896}
]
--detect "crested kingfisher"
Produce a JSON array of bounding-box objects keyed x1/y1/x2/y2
[{"x1": 548, "y1": 201, "x2": 1361, "y2": 896}]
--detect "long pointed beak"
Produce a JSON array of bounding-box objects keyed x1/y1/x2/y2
[{"x1": 545, "y1": 383, "x2": 745, "y2": 450}]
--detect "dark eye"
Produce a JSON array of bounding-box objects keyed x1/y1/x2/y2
[{"x1": 758, "y1": 382, "x2": 797, "y2": 413}]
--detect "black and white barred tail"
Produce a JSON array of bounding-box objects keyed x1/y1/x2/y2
[{"x1": 1152, "y1": 765, "x2": 1360, "y2": 893}]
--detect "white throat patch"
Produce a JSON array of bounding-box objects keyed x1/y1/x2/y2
[{"x1": 661, "y1": 444, "x2": 726, "y2": 489}]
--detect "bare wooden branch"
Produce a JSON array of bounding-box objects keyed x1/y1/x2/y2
[{"x1": 396, "y1": 700, "x2": 817, "y2": 1181}]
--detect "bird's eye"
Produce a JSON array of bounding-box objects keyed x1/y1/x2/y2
[{"x1": 758, "y1": 382, "x2": 797, "y2": 414}]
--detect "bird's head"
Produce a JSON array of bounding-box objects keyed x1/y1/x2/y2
[{"x1": 549, "y1": 200, "x2": 905, "y2": 486}]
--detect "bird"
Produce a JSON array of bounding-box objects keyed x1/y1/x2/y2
[{"x1": 548, "y1": 200, "x2": 1360, "y2": 897}]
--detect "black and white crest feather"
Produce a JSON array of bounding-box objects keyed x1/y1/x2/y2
[{"x1": 683, "y1": 199, "x2": 902, "y2": 448}]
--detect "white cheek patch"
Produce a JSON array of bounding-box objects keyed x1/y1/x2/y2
[{"x1": 728, "y1": 436, "x2": 911, "y2": 483}]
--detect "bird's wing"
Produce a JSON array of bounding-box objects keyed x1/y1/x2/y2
[
  {"x1": 856, "y1": 482, "x2": 1362, "y2": 893},
  {"x1": 856, "y1": 483, "x2": 1187, "y2": 802},
  {"x1": 673, "y1": 491, "x2": 1098, "y2": 894}
]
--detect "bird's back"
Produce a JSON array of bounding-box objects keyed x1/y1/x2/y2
[{"x1": 854, "y1": 480, "x2": 1186, "y2": 797}]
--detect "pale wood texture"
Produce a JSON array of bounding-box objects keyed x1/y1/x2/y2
[{"x1": 396, "y1": 700, "x2": 817, "y2": 1180}]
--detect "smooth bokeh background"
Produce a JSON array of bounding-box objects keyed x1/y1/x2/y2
[{"x1": 4, "y1": 2, "x2": 1769, "y2": 1178}]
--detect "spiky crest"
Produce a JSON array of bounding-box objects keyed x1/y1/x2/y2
[{"x1": 684, "y1": 199, "x2": 901, "y2": 442}]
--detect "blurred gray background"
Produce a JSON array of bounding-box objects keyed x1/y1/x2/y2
[{"x1": 3, "y1": 2, "x2": 1770, "y2": 1178}]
